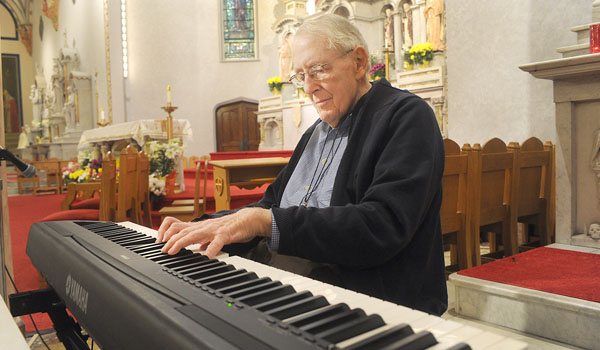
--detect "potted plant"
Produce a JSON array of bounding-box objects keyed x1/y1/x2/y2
[
  {"x1": 148, "y1": 138, "x2": 185, "y2": 195},
  {"x1": 408, "y1": 42, "x2": 434, "y2": 68},
  {"x1": 369, "y1": 63, "x2": 386, "y2": 81},
  {"x1": 267, "y1": 76, "x2": 283, "y2": 95}
]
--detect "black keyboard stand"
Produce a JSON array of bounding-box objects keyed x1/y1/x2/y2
[{"x1": 10, "y1": 289, "x2": 90, "y2": 350}]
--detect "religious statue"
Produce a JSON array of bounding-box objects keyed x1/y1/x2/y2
[
  {"x1": 17, "y1": 126, "x2": 30, "y2": 149},
  {"x1": 29, "y1": 83, "x2": 43, "y2": 123},
  {"x1": 49, "y1": 60, "x2": 64, "y2": 113},
  {"x1": 424, "y1": 0, "x2": 444, "y2": 51},
  {"x1": 384, "y1": 8, "x2": 395, "y2": 51},
  {"x1": 278, "y1": 34, "x2": 293, "y2": 81},
  {"x1": 63, "y1": 86, "x2": 77, "y2": 131},
  {"x1": 401, "y1": 1, "x2": 413, "y2": 50}
]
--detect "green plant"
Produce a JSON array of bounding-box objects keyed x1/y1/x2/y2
[{"x1": 148, "y1": 138, "x2": 184, "y2": 177}]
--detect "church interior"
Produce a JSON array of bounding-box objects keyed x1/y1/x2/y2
[{"x1": 1, "y1": 0, "x2": 600, "y2": 349}]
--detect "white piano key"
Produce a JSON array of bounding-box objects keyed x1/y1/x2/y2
[
  {"x1": 485, "y1": 338, "x2": 529, "y2": 350},
  {"x1": 334, "y1": 323, "x2": 397, "y2": 349},
  {"x1": 409, "y1": 315, "x2": 445, "y2": 333},
  {"x1": 437, "y1": 324, "x2": 485, "y2": 344},
  {"x1": 425, "y1": 319, "x2": 464, "y2": 339},
  {"x1": 466, "y1": 331, "x2": 506, "y2": 350}
]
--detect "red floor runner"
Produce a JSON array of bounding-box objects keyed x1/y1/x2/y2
[
  {"x1": 458, "y1": 247, "x2": 600, "y2": 303},
  {"x1": 8, "y1": 194, "x2": 67, "y2": 333}
]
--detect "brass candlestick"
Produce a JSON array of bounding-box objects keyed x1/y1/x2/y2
[{"x1": 161, "y1": 104, "x2": 178, "y2": 141}]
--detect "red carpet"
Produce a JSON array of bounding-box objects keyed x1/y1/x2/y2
[
  {"x1": 8, "y1": 193, "x2": 67, "y2": 333},
  {"x1": 458, "y1": 247, "x2": 600, "y2": 303}
]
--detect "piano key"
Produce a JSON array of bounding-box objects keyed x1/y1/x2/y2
[
  {"x1": 217, "y1": 276, "x2": 273, "y2": 295},
  {"x1": 378, "y1": 330, "x2": 437, "y2": 350},
  {"x1": 286, "y1": 303, "x2": 350, "y2": 328},
  {"x1": 462, "y1": 331, "x2": 505, "y2": 350},
  {"x1": 158, "y1": 253, "x2": 205, "y2": 268},
  {"x1": 300, "y1": 308, "x2": 365, "y2": 334},
  {"x1": 316, "y1": 313, "x2": 385, "y2": 343},
  {"x1": 266, "y1": 295, "x2": 330, "y2": 320},
  {"x1": 173, "y1": 260, "x2": 224, "y2": 274},
  {"x1": 186, "y1": 264, "x2": 236, "y2": 280},
  {"x1": 148, "y1": 250, "x2": 193, "y2": 262},
  {"x1": 341, "y1": 323, "x2": 415, "y2": 350},
  {"x1": 227, "y1": 280, "x2": 282, "y2": 299},
  {"x1": 235, "y1": 284, "x2": 296, "y2": 306},
  {"x1": 194, "y1": 269, "x2": 248, "y2": 284},
  {"x1": 128, "y1": 242, "x2": 165, "y2": 253},
  {"x1": 162, "y1": 254, "x2": 208, "y2": 269},
  {"x1": 252, "y1": 290, "x2": 313, "y2": 312},
  {"x1": 204, "y1": 271, "x2": 258, "y2": 290},
  {"x1": 485, "y1": 338, "x2": 528, "y2": 350},
  {"x1": 120, "y1": 237, "x2": 157, "y2": 247}
]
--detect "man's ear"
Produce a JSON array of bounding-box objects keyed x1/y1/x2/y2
[{"x1": 353, "y1": 46, "x2": 369, "y2": 78}]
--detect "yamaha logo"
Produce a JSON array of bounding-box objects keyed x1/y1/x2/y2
[{"x1": 65, "y1": 274, "x2": 89, "y2": 314}]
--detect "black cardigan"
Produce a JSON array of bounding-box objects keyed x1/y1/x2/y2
[{"x1": 210, "y1": 79, "x2": 447, "y2": 315}]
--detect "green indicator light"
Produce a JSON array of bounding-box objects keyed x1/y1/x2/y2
[{"x1": 228, "y1": 303, "x2": 232, "y2": 307}]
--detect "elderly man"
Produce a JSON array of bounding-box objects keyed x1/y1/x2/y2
[{"x1": 158, "y1": 14, "x2": 447, "y2": 316}]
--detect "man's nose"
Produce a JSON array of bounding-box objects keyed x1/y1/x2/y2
[{"x1": 303, "y1": 75, "x2": 320, "y2": 95}]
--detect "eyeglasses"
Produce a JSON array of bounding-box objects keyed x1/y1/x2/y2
[{"x1": 288, "y1": 49, "x2": 353, "y2": 88}]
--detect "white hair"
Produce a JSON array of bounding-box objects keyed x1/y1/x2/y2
[{"x1": 296, "y1": 14, "x2": 369, "y2": 56}]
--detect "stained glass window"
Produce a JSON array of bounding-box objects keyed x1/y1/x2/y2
[{"x1": 222, "y1": 0, "x2": 257, "y2": 61}]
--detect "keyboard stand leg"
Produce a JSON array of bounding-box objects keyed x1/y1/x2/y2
[{"x1": 9, "y1": 289, "x2": 90, "y2": 350}]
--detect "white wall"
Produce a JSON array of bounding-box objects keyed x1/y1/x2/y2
[
  {"x1": 445, "y1": 0, "x2": 594, "y2": 146},
  {"x1": 121, "y1": 0, "x2": 280, "y2": 157}
]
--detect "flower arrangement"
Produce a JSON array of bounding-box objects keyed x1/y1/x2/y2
[
  {"x1": 369, "y1": 63, "x2": 386, "y2": 80},
  {"x1": 62, "y1": 159, "x2": 102, "y2": 185},
  {"x1": 407, "y1": 42, "x2": 434, "y2": 65},
  {"x1": 148, "y1": 138, "x2": 185, "y2": 177},
  {"x1": 149, "y1": 174, "x2": 166, "y2": 197},
  {"x1": 267, "y1": 76, "x2": 283, "y2": 94}
]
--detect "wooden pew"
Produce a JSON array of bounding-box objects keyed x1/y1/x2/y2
[{"x1": 441, "y1": 139, "x2": 473, "y2": 272}]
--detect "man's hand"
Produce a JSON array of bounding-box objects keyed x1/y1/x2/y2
[{"x1": 156, "y1": 208, "x2": 272, "y2": 259}]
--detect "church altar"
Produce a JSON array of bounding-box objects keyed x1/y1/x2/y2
[
  {"x1": 78, "y1": 119, "x2": 192, "y2": 151},
  {"x1": 78, "y1": 119, "x2": 193, "y2": 191}
]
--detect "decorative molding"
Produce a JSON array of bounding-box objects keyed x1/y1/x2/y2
[{"x1": 519, "y1": 53, "x2": 600, "y2": 80}]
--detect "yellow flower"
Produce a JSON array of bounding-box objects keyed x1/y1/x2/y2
[{"x1": 410, "y1": 54, "x2": 414, "y2": 60}]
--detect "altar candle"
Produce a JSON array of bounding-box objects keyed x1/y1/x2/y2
[
  {"x1": 100, "y1": 108, "x2": 105, "y2": 122},
  {"x1": 167, "y1": 85, "x2": 172, "y2": 105}
]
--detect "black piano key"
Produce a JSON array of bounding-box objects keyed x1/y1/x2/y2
[
  {"x1": 97, "y1": 228, "x2": 136, "y2": 236},
  {"x1": 204, "y1": 271, "x2": 258, "y2": 290},
  {"x1": 287, "y1": 303, "x2": 350, "y2": 328},
  {"x1": 227, "y1": 280, "x2": 282, "y2": 299},
  {"x1": 253, "y1": 290, "x2": 313, "y2": 312},
  {"x1": 445, "y1": 344, "x2": 472, "y2": 350},
  {"x1": 235, "y1": 285, "x2": 296, "y2": 306},
  {"x1": 113, "y1": 235, "x2": 154, "y2": 245},
  {"x1": 106, "y1": 233, "x2": 142, "y2": 242},
  {"x1": 343, "y1": 323, "x2": 415, "y2": 350},
  {"x1": 378, "y1": 330, "x2": 437, "y2": 350},
  {"x1": 121, "y1": 237, "x2": 157, "y2": 247},
  {"x1": 158, "y1": 254, "x2": 203, "y2": 267},
  {"x1": 148, "y1": 250, "x2": 193, "y2": 262},
  {"x1": 194, "y1": 269, "x2": 248, "y2": 285},
  {"x1": 316, "y1": 314, "x2": 384, "y2": 344},
  {"x1": 266, "y1": 295, "x2": 329, "y2": 320},
  {"x1": 128, "y1": 242, "x2": 165, "y2": 253},
  {"x1": 172, "y1": 260, "x2": 222, "y2": 274},
  {"x1": 217, "y1": 277, "x2": 273, "y2": 295},
  {"x1": 186, "y1": 264, "x2": 235, "y2": 280},
  {"x1": 300, "y1": 308, "x2": 365, "y2": 334},
  {"x1": 161, "y1": 255, "x2": 208, "y2": 269}
]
